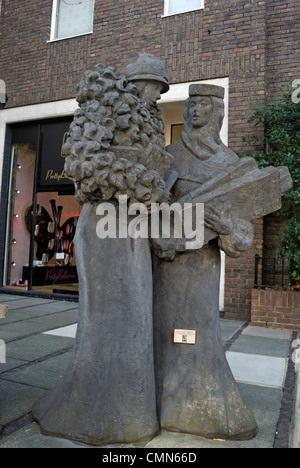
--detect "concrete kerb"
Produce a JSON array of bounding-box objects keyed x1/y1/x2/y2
[
  {"x1": 0, "y1": 304, "x2": 7, "y2": 435},
  {"x1": 291, "y1": 332, "x2": 300, "y2": 448}
]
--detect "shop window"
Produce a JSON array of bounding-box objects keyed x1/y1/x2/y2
[
  {"x1": 3, "y1": 119, "x2": 81, "y2": 296},
  {"x1": 50, "y1": 0, "x2": 95, "y2": 41},
  {"x1": 164, "y1": 0, "x2": 204, "y2": 16}
]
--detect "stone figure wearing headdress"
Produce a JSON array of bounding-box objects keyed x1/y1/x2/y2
[{"x1": 152, "y1": 83, "x2": 292, "y2": 440}]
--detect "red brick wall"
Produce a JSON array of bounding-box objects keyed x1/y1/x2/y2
[
  {"x1": 224, "y1": 219, "x2": 264, "y2": 321},
  {"x1": 266, "y1": 0, "x2": 300, "y2": 96},
  {"x1": 0, "y1": 0, "x2": 163, "y2": 108},
  {"x1": 251, "y1": 289, "x2": 300, "y2": 330},
  {"x1": 263, "y1": 212, "x2": 288, "y2": 257},
  {"x1": 1, "y1": 0, "x2": 269, "y2": 112}
]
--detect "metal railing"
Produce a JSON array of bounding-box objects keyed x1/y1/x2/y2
[{"x1": 254, "y1": 254, "x2": 291, "y2": 289}]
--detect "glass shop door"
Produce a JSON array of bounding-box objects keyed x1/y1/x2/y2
[{"x1": 4, "y1": 140, "x2": 37, "y2": 290}]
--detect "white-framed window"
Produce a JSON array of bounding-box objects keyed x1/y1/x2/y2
[
  {"x1": 50, "y1": 0, "x2": 95, "y2": 41},
  {"x1": 164, "y1": 0, "x2": 204, "y2": 16}
]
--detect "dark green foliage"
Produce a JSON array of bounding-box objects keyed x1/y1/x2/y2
[{"x1": 240, "y1": 83, "x2": 300, "y2": 284}]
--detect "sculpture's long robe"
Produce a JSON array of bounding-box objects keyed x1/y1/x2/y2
[
  {"x1": 153, "y1": 138, "x2": 257, "y2": 439},
  {"x1": 33, "y1": 202, "x2": 158, "y2": 445}
]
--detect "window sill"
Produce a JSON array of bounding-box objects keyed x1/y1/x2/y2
[
  {"x1": 162, "y1": 7, "x2": 204, "y2": 18},
  {"x1": 47, "y1": 30, "x2": 93, "y2": 43}
]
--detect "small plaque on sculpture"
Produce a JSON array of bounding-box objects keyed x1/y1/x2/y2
[{"x1": 174, "y1": 329, "x2": 197, "y2": 345}]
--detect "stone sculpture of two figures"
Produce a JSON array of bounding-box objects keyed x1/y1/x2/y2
[{"x1": 32, "y1": 53, "x2": 293, "y2": 445}]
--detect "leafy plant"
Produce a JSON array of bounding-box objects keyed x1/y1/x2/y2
[{"x1": 240, "y1": 83, "x2": 300, "y2": 284}]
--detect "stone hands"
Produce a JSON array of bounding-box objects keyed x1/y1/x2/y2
[
  {"x1": 204, "y1": 204, "x2": 253, "y2": 257},
  {"x1": 150, "y1": 236, "x2": 185, "y2": 261},
  {"x1": 204, "y1": 204, "x2": 233, "y2": 235}
]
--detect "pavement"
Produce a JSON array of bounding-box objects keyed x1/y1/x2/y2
[{"x1": 0, "y1": 292, "x2": 299, "y2": 449}]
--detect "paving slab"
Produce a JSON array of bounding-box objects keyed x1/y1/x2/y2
[
  {"x1": 0, "y1": 319, "x2": 57, "y2": 342},
  {"x1": 5, "y1": 334, "x2": 74, "y2": 362},
  {"x1": 0, "y1": 351, "x2": 73, "y2": 390},
  {"x1": 220, "y1": 319, "x2": 245, "y2": 328},
  {"x1": 0, "y1": 294, "x2": 27, "y2": 302},
  {"x1": 230, "y1": 334, "x2": 290, "y2": 357},
  {"x1": 226, "y1": 351, "x2": 287, "y2": 387},
  {"x1": 0, "y1": 305, "x2": 78, "y2": 325},
  {"x1": 28, "y1": 309, "x2": 78, "y2": 329},
  {"x1": 0, "y1": 298, "x2": 55, "y2": 310},
  {"x1": 0, "y1": 309, "x2": 43, "y2": 324},
  {"x1": 219, "y1": 320, "x2": 245, "y2": 342},
  {"x1": 242, "y1": 326, "x2": 291, "y2": 340},
  {"x1": 44, "y1": 324, "x2": 78, "y2": 338},
  {"x1": 0, "y1": 422, "x2": 89, "y2": 448},
  {"x1": 0, "y1": 292, "x2": 296, "y2": 449},
  {"x1": 16, "y1": 301, "x2": 78, "y2": 313},
  {"x1": 0, "y1": 357, "x2": 29, "y2": 374},
  {"x1": 220, "y1": 325, "x2": 241, "y2": 342},
  {"x1": 0, "y1": 380, "x2": 46, "y2": 426}
]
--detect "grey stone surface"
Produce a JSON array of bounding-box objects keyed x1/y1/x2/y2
[
  {"x1": 0, "y1": 311, "x2": 77, "y2": 341},
  {"x1": 62, "y1": 58, "x2": 172, "y2": 206},
  {"x1": 146, "y1": 384, "x2": 283, "y2": 449},
  {"x1": 32, "y1": 203, "x2": 159, "y2": 446},
  {"x1": 0, "y1": 423, "x2": 89, "y2": 448},
  {"x1": 226, "y1": 352, "x2": 287, "y2": 387},
  {"x1": 5, "y1": 334, "x2": 74, "y2": 361},
  {"x1": 230, "y1": 334, "x2": 291, "y2": 357},
  {"x1": 0, "y1": 295, "x2": 27, "y2": 302},
  {"x1": 153, "y1": 245, "x2": 257, "y2": 440},
  {"x1": 219, "y1": 323, "x2": 245, "y2": 342},
  {"x1": 0, "y1": 293, "x2": 297, "y2": 448},
  {"x1": 0, "y1": 320, "x2": 50, "y2": 341},
  {"x1": 0, "y1": 299, "x2": 54, "y2": 309},
  {"x1": 0, "y1": 380, "x2": 46, "y2": 426},
  {"x1": 242, "y1": 326, "x2": 291, "y2": 340},
  {"x1": 150, "y1": 82, "x2": 292, "y2": 441},
  {"x1": 0, "y1": 351, "x2": 72, "y2": 390},
  {"x1": 32, "y1": 54, "x2": 173, "y2": 446},
  {"x1": 0, "y1": 357, "x2": 28, "y2": 374}
]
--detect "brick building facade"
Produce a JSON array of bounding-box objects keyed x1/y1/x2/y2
[{"x1": 0, "y1": 0, "x2": 299, "y2": 319}]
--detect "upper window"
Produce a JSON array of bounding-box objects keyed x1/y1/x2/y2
[
  {"x1": 50, "y1": 0, "x2": 95, "y2": 41},
  {"x1": 164, "y1": 0, "x2": 204, "y2": 16}
]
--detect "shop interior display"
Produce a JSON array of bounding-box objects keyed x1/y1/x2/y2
[{"x1": 21, "y1": 199, "x2": 79, "y2": 286}]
